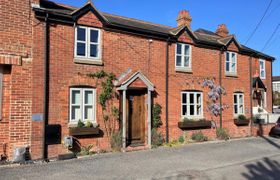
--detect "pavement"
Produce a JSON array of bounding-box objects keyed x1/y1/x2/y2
[{"x1": 1, "y1": 136, "x2": 280, "y2": 180}]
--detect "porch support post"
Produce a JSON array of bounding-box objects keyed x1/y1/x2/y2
[
  {"x1": 148, "y1": 90, "x2": 152, "y2": 148},
  {"x1": 122, "y1": 90, "x2": 126, "y2": 150}
]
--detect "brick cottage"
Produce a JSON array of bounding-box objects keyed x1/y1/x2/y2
[{"x1": 0, "y1": 0, "x2": 275, "y2": 160}]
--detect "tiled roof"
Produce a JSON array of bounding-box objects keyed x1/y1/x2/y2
[
  {"x1": 273, "y1": 76, "x2": 280, "y2": 82},
  {"x1": 34, "y1": 0, "x2": 275, "y2": 60}
]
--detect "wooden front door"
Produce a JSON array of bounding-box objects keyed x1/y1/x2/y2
[{"x1": 127, "y1": 90, "x2": 145, "y2": 145}]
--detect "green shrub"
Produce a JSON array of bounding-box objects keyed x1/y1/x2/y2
[
  {"x1": 165, "y1": 140, "x2": 180, "y2": 147},
  {"x1": 77, "y1": 120, "x2": 85, "y2": 128},
  {"x1": 110, "y1": 131, "x2": 122, "y2": 151},
  {"x1": 191, "y1": 131, "x2": 208, "y2": 142},
  {"x1": 85, "y1": 120, "x2": 92, "y2": 128},
  {"x1": 182, "y1": 117, "x2": 192, "y2": 122},
  {"x1": 80, "y1": 144, "x2": 93, "y2": 156},
  {"x1": 178, "y1": 136, "x2": 185, "y2": 143},
  {"x1": 152, "y1": 103, "x2": 163, "y2": 129},
  {"x1": 216, "y1": 128, "x2": 230, "y2": 140},
  {"x1": 151, "y1": 129, "x2": 164, "y2": 148},
  {"x1": 237, "y1": 114, "x2": 247, "y2": 121}
]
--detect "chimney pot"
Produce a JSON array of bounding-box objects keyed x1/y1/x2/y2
[
  {"x1": 216, "y1": 24, "x2": 229, "y2": 37},
  {"x1": 176, "y1": 10, "x2": 192, "y2": 28}
]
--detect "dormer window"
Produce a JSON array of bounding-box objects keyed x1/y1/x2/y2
[
  {"x1": 75, "y1": 26, "x2": 101, "y2": 60},
  {"x1": 225, "y1": 51, "x2": 237, "y2": 76},
  {"x1": 175, "y1": 43, "x2": 192, "y2": 71}
]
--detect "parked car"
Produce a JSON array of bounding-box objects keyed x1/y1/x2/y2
[{"x1": 269, "y1": 117, "x2": 280, "y2": 138}]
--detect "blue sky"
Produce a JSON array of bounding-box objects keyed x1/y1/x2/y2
[{"x1": 53, "y1": 0, "x2": 280, "y2": 76}]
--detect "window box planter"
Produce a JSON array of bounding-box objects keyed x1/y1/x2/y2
[
  {"x1": 69, "y1": 127, "x2": 100, "y2": 136},
  {"x1": 234, "y1": 119, "x2": 250, "y2": 126},
  {"x1": 178, "y1": 120, "x2": 212, "y2": 129}
]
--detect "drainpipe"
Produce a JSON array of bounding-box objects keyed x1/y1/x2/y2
[
  {"x1": 219, "y1": 47, "x2": 224, "y2": 128},
  {"x1": 43, "y1": 13, "x2": 49, "y2": 161},
  {"x1": 249, "y1": 55, "x2": 253, "y2": 136},
  {"x1": 271, "y1": 61, "x2": 273, "y2": 113},
  {"x1": 165, "y1": 37, "x2": 170, "y2": 143}
]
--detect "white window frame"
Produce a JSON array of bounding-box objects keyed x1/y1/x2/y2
[
  {"x1": 233, "y1": 93, "x2": 244, "y2": 116},
  {"x1": 74, "y1": 26, "x2": 102, "y2": 60},
  {"x1": 181, "y1": 91, "x2": 203, "y2": 118},
  {"x1": 69, "y1": 88, "x2": 96, "y2": 123},
  {"x1": 225, "y1": 51, "x2": 237, "y2": 75},
  {"x1": 259, "y1": 59, "x2": 266, "y2": 79},
  {"x1": 175, "y1": 43, "x2": 192, "y2": 70}
]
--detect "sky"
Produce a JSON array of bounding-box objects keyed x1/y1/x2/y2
[{"x1": 53, "y1": 0, "x2": 280, "y2": 76}]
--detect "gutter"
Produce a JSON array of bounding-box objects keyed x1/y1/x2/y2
[
  {"x1": 165, "y1": 37, "x2": 170, "y2": 143},
  {"x1": 43, "y1": 13, "x2": 50, "y2": 161}
]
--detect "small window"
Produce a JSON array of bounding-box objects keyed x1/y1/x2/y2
[
  {"x1": 75, "y1": 26, "x2": 101, "y2": 59},
  {"x1": 225, "y1": 52, "x2": 237, "y2": 75},
  {"x1": 182, "y1": 91, "x2": 203, "y2": 118},
  {"x1": 234, "y1": 93, "x2": 244, "y2": 115},
  {"x1": 259, "y1": 59, "x2": 266, "y2": 79},
  {"x1": 70, "y1": 88, "x2": 96, "y2": 123},
  {"x1": 176, "y1": 43, "x2": 191, "y2": 69}
]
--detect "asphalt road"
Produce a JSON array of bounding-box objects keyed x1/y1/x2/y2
[{"x1": 1, "y1": 136, "x2": 280, "y2": 180}]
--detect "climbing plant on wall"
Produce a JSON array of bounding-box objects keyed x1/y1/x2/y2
[{"x1": 87, "y1": 70, "x2": 120, "y2": 149}]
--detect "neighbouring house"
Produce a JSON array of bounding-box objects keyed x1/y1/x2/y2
[
  {"x1": 273, "y1": 76, "x2": 280, "y2": 107},
  {"x1": 0, "y1": 0, "x2": 276, "y2": 161}
]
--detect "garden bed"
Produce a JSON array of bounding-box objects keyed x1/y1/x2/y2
[
  {"x1": 69, "y1": 127, "x2": 100, "y2": 136},
  {"x1": 178, "y1": 120, "x2": 212, "y2": 130}
]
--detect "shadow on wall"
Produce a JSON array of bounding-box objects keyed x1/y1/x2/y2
[{"x1": 242, "y1": 157, "x2": 280, "y2": 180}]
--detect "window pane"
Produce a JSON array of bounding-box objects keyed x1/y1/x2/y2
[
  {"x1": 261, "y1": 70, "x2": 265, "y2": 78},
  {"x1": 260, "y1": 61, "x2": 264, "y2": 68},
  {"x1": 85, "y1": 91, "x2": 93, "y2": 105},
  {"x1": 182, "y1": 105, "x2": 187, "y2": 115},
  {"x1": 184, "y1": 56, "x2": 189, "y2": 67},
  {"x1": 234, "y1": 95, "x2": 237, "y2": 104},
  {"x1": 90, "y1": 29, "x2": 99, "y2": 43},
  {"x1": 231, "y1": 53, "x2": 236, "y2": 63},
  {"x1": 239, "y1": 105, "x2": 243, "y2": 114},
  {"x1": 72, "y1": 90, "x2": 81, "y2": 104},
  {"x1": 190, "y1": 105, "x2": 194, "y2": 115},
  {"x1": 176, "y1": 55, "x2": 182, "y2": 66},
  {"x1": 197, "y1": 94, "x2": 201, "y2": 104},
  {"x1": 226, "y1": 62, "x2": 230, "y2": 72},
  {"x1": 232, "y1": 62, "x2": 236, "y2": 72},
  {"x1": 182, "y1": 93, "x2": 187, "y2": 104},
  {"x1": 234, "y1": 105, "x2": 238, "y2": 114},
  {"x1": 239, "y1": 95, "x2": 243, "y2": 104},
  {"x1": 84, "y1": 106, "x2": 93, "y2": 120},
  {"x1": 77, "y1": 42, "x2": 86, "y2": 56},
  {"x1": 90, "y1": 44, "x2": 98, "y2": 58},
  {"x1": 197, "y1": 105, "x2": 201, "y2": 115},
  {"x1": 184, "y1": 45, "x2": 190, "y2": 56},
  {"x1": 190, "y1": 93, "x2": 194, "y2": 104},
  {"x1": 71, "y1": 106, "x2": 81, "y2": 121},
  {"x1": 226, "y1": 52, "x2": 230, "y2": 62},
  {"x1": 77, "y1": 27, "x2": 86, "y2": 41},
  {"x1": 177, "y1": 44, "x2": 182, "y2": 54}
]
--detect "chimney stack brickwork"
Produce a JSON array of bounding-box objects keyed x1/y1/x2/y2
[
  {"x1": 216, "y1": 24, "x2": 229, "y2": 37},
  {"x1": 176, "y1": 10, "x2": 192, "y2": 28}
]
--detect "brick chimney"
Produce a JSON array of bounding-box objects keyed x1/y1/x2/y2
[
  {"x1": 216, "y1": 24, "x2": 229, "y2": 37},
  {"x1": 176, "y1": 10, "x2": 192, "y2": 28}
]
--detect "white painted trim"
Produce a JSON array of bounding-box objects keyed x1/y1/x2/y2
[
  {"x1": 74, "y1": 26, "x2": 102, "y2": 61},
  {"x1": 0, "y1": 66, "x2": 2, "y2": 120},
  {"x1": 233, "y1": 93, "x2": 245, "y2": 116},
  {"x1": 175, "y1": 43, "x2": 192, "y2": 70},
  {"x1": 259, "y1": 59, "x2": 266, "y2": 79},
  {"x1": 181, "y1": 91, "x2": 204, "y2": 119},
  {"x1": 122, "y1": 90, "x2": 126, "y2": 150},
  {"x1": 225, "y1": 51, "x2": 237, "y2": 76},
  {"x1": 69, "y1": 88, "x2": 96, "y2": 123}
]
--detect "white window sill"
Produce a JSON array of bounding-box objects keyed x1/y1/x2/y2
[
  {"x1": 175, "y1": 67, "x2": 192, "y2": 73},
  {"x1": 225, "y1": 72, "x2": 238, "y2": 77},
  {"x1": 181, "y1": 116, "x2": 204, "y2": 121},
  {"x1": 74, "y1": 58, "x2": 103, "y2": 66}
]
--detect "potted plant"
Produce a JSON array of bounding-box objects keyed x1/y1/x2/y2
[
  {"x1": 69, "y1": 120, "x2": 100, "y2": 136},
  {"x1": 178, "y1": 118, "x2": 212, "y2": 129},
  {"x1": 234, "y1": 115, "x2": 250, "y2": 126}
]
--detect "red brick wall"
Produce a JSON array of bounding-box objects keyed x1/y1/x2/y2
[{"x1": 0, "y1": 0, "x2": 36, "y2": 159}]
